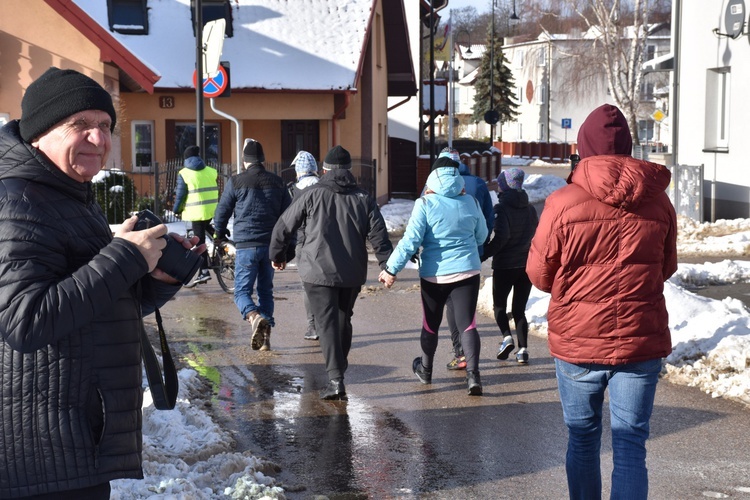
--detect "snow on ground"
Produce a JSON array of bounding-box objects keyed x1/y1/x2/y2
[{"x1": 110, "y1": 157, "x2": 750, "y2": 498}]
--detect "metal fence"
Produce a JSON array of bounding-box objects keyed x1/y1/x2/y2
[
  {"x1": 94, "y1": 157, "x2": 376, "y2": 225},
  {"x1": 667, "y1": 164, "x2": 703, "y2": 222}
]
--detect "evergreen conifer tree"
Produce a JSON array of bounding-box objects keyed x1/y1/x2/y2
[{"x1": 471, "y1": 28, "x2": 519, "y2": 140}]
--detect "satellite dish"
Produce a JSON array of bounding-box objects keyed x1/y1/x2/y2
[
  {"x1": 724, "y1": 0, "x2": 745, "y2": 38},
  {"x1": 203, "y1": 19, "x2": 226, "y2": 79}
]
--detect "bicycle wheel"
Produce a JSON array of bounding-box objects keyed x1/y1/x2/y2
[{"x1": 214, "y1": 240, "x2": 236, "y2": 293}]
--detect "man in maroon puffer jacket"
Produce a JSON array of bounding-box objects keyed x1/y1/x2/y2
[{"x1": 527, "y1": 104, "x2": 677, "y2": 500}]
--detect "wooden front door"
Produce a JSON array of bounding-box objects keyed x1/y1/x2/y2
[{"x1": 281, "y1": 120, "x2": 320, "y2": 165}]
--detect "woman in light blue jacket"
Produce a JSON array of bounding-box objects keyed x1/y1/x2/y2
[{"x1": 379, "y1": 156, "x2": 488, "y2": 395}]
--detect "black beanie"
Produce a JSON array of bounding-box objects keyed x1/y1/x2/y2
[
  {"x1": 322, "y1": 145, "x2": 351, "y2": 170},
  {"x1": 20, "y1": 67, "x2": 117, "y2": 143},
  {"x1": 243, "y1": 139, "x2": 265, "y2": 163},
  {"x1": 183, "y1": 145, "x2": 200, "y2": 159},
  {"x1": 432, "y1": 156, "x2": 459, "y2": 169}
]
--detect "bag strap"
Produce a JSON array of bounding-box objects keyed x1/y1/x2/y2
[{"x1": 141, "y1": 307, "x2": 179, "y2": 410}]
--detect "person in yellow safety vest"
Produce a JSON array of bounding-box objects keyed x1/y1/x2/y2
[{"x1": 173, "y1": 145, "x2": 219, "y2": 286}]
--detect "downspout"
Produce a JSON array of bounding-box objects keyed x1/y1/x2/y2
[
  {"x1": 209, "y1": 98, "x2": 242, "y2": 174},
  {"x1": 671, "y1": 0, "x2": 681, "y2": 165},
  {"x1": 388, "y1": 96, "x2": 412, "y2": 112},
  {"x1": 546, "y1": 40, "x2": 551, "y2": 142},
  {"x1": 332, "y1": 92, "x2": 351, "y2": 146}
]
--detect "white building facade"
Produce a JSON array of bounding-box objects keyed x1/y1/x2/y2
[
  {"x1": 498, "y1": 28, "x2": 671, "y2": 148},
  {"x1": 673, "y1": 0, "x2": 750, "y2": 220}
]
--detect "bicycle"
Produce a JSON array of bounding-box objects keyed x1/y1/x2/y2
[{"x1": 184, "y1": 225, "x2": 236, "y2": 293}]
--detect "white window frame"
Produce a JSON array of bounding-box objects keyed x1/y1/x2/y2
[
  {"x1": 537, "y1": 83, "x2": 547, "y2": 104},
  {"x1": 704, "y1": 67, "x2": 730, "y2": 152},
  {"x1": 131, "y1": 120, "x2": 154, "y2": 172}
]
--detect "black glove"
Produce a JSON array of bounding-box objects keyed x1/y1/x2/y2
[
  {"x1": 213, "y1": 229, "x2": 229, "y2": 246},
  {"x1": 409, "y1": 250, "x2": 420, "y2": 264},
  {"x1": 480, "y1": 244, "x2": 492, "y2": 262},
  {"x1": 285, "y1": 245, "x2": 296, "y2": 263}
]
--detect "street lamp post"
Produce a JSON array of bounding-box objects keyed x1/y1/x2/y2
[
  {"x1": 449, "y1": 26, "x2": 472, "y2": 148},
  {"x1": 483, "y1": 1, "x2": 500, "y2": 143}
]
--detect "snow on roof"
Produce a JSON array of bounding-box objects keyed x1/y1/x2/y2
[
  {"x1": 458, "y1": 66, "x2": 479, "y2": 85},
  {"x1": 74, "y1": 0, "x2": 373, "y2": 91},
  {"x1": 457, "y1": 44, "x2": 485, "y2": 60}
]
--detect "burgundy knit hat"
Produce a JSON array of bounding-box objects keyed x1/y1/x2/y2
[{"x1": 576, "y1": 104, "x2": 632, "y2": 159}]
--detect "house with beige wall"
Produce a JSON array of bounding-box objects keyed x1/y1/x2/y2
[{"x1": 0, "y1": 0, "x2": 415, "y2": 205}]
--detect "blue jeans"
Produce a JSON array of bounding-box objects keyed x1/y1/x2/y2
[
  {"x1": 234, "y1": 246, "x2": 275, "y2": 326},
  {"x1": 555, "y1": 358, "x2": 662, "y2": 500}
]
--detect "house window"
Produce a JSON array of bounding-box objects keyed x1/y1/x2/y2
[
  {"x1": 704, "y1": 67, "x2": 730, "y2": 151},
  {"x1": 640, "y1": 82, "x2": 654, "y2": 101},
  {"x1": 538, "y1": 49, "x2": 547, "y2": 67},
  {"x1": 175, "y1": 122, "x2": 221, "y2": 163},
  {"x1": 538, "y1": 123, "x2": 545, "y2": 141},
  {"x1": 514, "y1": 51, "x2": 524, "y2": 68},
  {"x1": 645, "y1": 44, "x2": 656, "y2": 61},
  {"x1": 638, "y1": 120, "x2": 654, "y2": 142},
  {"x1": 537, "y1": 83, "x2": 547, "y2": 104},
  {"x1": 132, "y1": 121, "x2": 154, "y2": 170},
  {"x1": 517, "y1": 123, "x2": 523, "y2": 140},
  {"x1": 191, "y1": 0, "x2": 233, "y2": 37},
  {"x1": 376, "y1": 13, "x2": 382, "y2": 68},
  {"x1": 108, "y1": 0, "x2": 148, "y2": 35}
]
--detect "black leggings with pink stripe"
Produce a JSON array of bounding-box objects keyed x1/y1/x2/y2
[{"x1": 419, "y1": 274, "x2": 481, "y2": 372}]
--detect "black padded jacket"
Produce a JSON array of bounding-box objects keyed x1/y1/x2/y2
[
  {"x1": 269, "y1": 168, "x2": 392, "y2": 288},
  {"x1": 0, "y1": 121, "x2": 180, "y2": 497}
]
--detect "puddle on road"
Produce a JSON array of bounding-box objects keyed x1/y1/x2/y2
[
  {"x1": 169, "y1": 293, "x2": 454, "y2": 497},
  {"x1": 192, "y1": 361, "x2": 442, "y2": 498}
]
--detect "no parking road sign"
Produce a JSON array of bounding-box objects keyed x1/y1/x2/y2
[{"x1": 193, "y1": 63, "x2": 229, "y2": 98}]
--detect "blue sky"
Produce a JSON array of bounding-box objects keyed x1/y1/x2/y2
[{"x1": 446, "y1": 0, "x2": 490, "y2": 13}]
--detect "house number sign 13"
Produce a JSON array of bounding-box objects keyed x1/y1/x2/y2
[{"x1": 159, "y1": 96, "x2": 175, "y2": 109}]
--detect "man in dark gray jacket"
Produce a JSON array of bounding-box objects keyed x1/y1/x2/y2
[
  {"x1": 270, "y1": 145, "x2": 392, "y2": 400},
  {"x1": 0, "y1": 67, "x2": 198, "y2": 498}
]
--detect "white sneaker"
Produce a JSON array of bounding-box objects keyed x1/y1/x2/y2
[
  {"x1": 516, "y1": 348, "x2": 529, "y2": 364},
  {"x1": 191, "y1": 271, "x2": 211, "y2": 286}
]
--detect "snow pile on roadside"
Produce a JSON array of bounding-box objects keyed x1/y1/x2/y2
[
  {"x1": 662, "y1": 282, "x2": 750, "y2": 405},
  {"x1": 111, "y1": 369, "x2": 286, "y2": 499},
  {"x1": 478, "y1": 269, "x2": 750, "y2": 408},
  {"x1": 677, "y1": 215, "x2": 750, "y2": 256}
]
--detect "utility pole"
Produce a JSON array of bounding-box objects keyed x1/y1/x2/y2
[
  {"x1": 429, "y1": 2, "x2": 435, "y2": 167},
  {"x1": 195, "y1": 0, "x2": 204, "y2": 154},
  {"x1": 490, "y1": 0, "x2": 495, "y2": 142}
]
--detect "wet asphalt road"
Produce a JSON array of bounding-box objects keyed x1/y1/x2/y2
[
  {"x1": 157, "y1": 257, "x2": 750, "y2": 499},
  {"x1": 154, "y1": 165, "x2": 750, "y2": 498}
]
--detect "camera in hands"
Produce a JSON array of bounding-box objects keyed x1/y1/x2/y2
[{"x1": 134, "y1": 210, "x2": 202, "y2": 285}]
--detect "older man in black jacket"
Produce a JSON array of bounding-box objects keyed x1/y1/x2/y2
[
  {"x1": 0, "y1": 67, "x2": 197, "y2": 498},
  {"x1": 269, "y1": 145, "x2": 392, "y2": 400}
]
